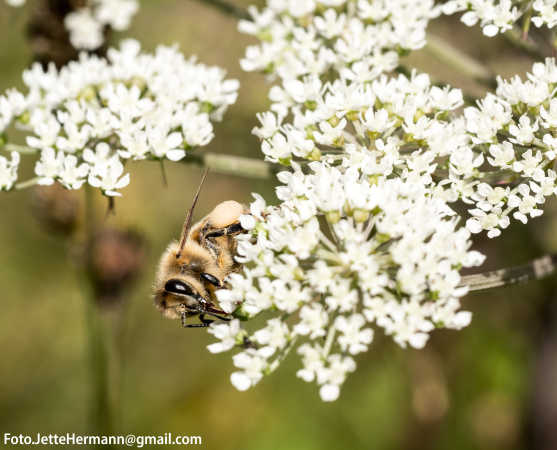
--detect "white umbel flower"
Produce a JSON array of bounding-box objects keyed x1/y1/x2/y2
[{"x1": 0, "y1": 39, "x2": 238, "y2": 197}]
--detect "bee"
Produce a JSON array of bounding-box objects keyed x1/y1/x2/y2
[{"x1": 153, "y1": 169, "x2": 249, "y2": 328}]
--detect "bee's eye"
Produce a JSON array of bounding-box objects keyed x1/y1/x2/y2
[
  {"x1": 165, "y1": 279, "x2": 194, "y2": 296},
  {"x1": 201, "y1": 272, "x2": 221, "y2": 287}
]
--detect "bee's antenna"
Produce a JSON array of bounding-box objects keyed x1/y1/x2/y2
[{"x1": 176, "y1": 168, "x2": 209, "y2": 259}]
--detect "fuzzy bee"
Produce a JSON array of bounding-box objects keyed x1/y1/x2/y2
[{"x1": 153, "y1": 170, "x2": 248, "y2": 327}]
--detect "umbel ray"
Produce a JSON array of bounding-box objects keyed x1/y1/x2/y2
[{"x1": 153, "y1": 169, "x2": 249, "y2": 328}]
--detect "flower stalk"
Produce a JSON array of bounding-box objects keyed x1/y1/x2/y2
[
  {"x1": 14, "y1": 177, "x2": 40, "y2": 191},
  {"x1": 185, "y1": 152, "x2": 276, "y2": 179},
  {"x1": 193, "y1": 0, "x2": 248, "y2": 20},
  {"x1": 462, "y1": 254, "x2": 557, "y2": 292}
]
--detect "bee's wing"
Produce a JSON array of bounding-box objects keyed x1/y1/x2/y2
[{"x1": 176, "y1": 168, "x2": 209, "y2": 258}]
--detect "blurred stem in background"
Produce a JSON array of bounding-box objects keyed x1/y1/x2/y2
[
  {"x1": 24, "y1": 2, "x2": 119, "y2": 443},
  {"x1": 83, "y1": 185, "x2": 113, "y2": 442},
  {"x1": 81, "y1": 186, "x2": 146, "y2": 441}
]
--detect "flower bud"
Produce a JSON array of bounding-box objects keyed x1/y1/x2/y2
[
  {"x1": 87, "y1": 228, "x2": 146, "y2": 307},
  {"x1": 31, "y1": 184, "x2": 80, "y2": 235}
]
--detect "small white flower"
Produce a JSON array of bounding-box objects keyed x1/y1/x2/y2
[
  {"x1": 207, "y1": 319, "x2": 242, "y2": 354},
  {"x1": 95, "y1": 0, "x2": 139, "y2": 31},
  {"x1": 65, "y1": 8, "x2": 105, "y2": 50},
  {"x1": 58, "y1": 154, "x2": 90, "y2": 190},
  {"x1": 253, "y1": 318, "x2": 290, "y2": 350},
  {"x1": 147, "y1": 128, "x2": 185, "y2": 161},
  {"x1": 335, "y1": 314, "x2": 374, "y2": 355},
  {"x1": 294, "y1": 304, "x2": 328, "y2": 339},
  {"x1": 88, "y1": 156, "x2": 130, "y2": 196},
  {"x1": 0, "y1": 152, "x2": 19, "y2": 191},
  {"x1": 319, "y1": 384, "x2": 340, "y2": 402},
  {"x1": 230, "y1": 347, "x2": 273, "y2": 391},
  {"x1": 35, "y1": 148, "x2": 64, "y2": 185}
]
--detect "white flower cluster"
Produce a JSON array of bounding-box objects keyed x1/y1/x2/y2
[
  {"x1": 239, "y1": 0, "x2": 441, "y2": 83},
  {"x1": 443, "y1": 0, "x2": 557, "y2": 37},
  {"x1": 208, "y1": 165, "x2": 484, "y2": 401},
  {"x1": 65, "y1": 0, "x2": 139, "y2": 50},
  {"x1": 3, "y1": 0, "x2": 138, "y2": 50},
  {"x1": 0, "y1": 39, "x2": 239, "y2": 196},
  {"x1": 249, "y1": 53, "x2": 557, "y2": 237},
  {"x1": 216, "y1": 0, "x2": 557, "y2": 400},
  {"x1": 463, "y1": 58, "x2": 557, "y2": 236},
  {"x1": 205, "y1": 66, "x2": 494, "y2": 400}
]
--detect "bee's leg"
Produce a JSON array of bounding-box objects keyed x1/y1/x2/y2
[
  {"x1": 204, "y1": 222, "x2": 244, "y2": 240},
  {"x1": 199, "y1": 223, "x2": 222, "y2": 259},
  {"x1": 200, "y1": 222, "x2": 245, "y2": 252},
  {"x1": 199, "y1": 313, "x2": 215, "y2": 325},
  {"x1": 201, "y1": 222, "x2": 247, "y2": 271},
  {"x1": 183, "y1": 323, "x2": 210, "y2": 328},
  {"x1": 182, "y1": 313, "x2": 220, "y2": 328},
  {"x1": 179, "y1": 305, "x2": 206, "y2": 328},
  {"x1": 180, "y1": 310, "x2": 204, "y2": 328},
  {"x1": 179, "y1": 306, "x2": 192, "y2": 328},
  {"x1": 204, "y1": 311, "x2": 231, "y2": 322}
]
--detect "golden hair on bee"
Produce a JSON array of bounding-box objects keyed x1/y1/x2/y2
[{"x1": 153, "y1": 169, "x2": 248, "y2": 328}]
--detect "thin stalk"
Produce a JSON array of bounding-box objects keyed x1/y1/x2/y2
[
  {"x1": 185, "y1": 152, "x2": 276, "y2": 179},
  {"x1": 268, "y1": 337, "x2": 298, "y2": 373},
  {"x1": 522, "y1": 5, "x2": 532, "y2": 40},
  {"x1": 193, "y1": 0, "x2": 249, "y2": 20},
  {"x1": 159, "y1": 160, "x2": 168, "y2": 187},
  {"x1": 2, "y1": 143, "x2": 39, "y2": 155},
  {"x1": 461, "y1": 254, "x2": 557, "y2": 292},
  {"x1": 323, "y1": 325, "x2": 336, "y2": 357},
  {"x1": 1, "y1": 139, "x2": 277, "y2": 180},
  {"x1": 14, "y1": 177, "x2": 40, "y2": 190},
  {"x1": 504, "y1": 27, "x2": 547, "y2": 60}
]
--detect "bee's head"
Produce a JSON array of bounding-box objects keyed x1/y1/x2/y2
[{"x1": 154, "y1": 272, "x2": 210, "y2": 319}]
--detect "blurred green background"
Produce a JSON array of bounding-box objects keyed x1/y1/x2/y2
[{"x1": 1, "y1": 1, "x2": 557, "y2": 449}]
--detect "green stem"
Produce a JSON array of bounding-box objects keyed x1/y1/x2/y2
[
  {"x1": 14, "y1": 177, "x2": 40, "y2": 190},
  {"x1": 83, "y1": 186, "x2": 113, "y2": 442},
  {"x1": 184, "y1": 152, "x2": 277, "y2": 179},
  {"x1": 3, "y1": 139, "x2": 278, "y2": 180},
  {"x1": 2, "y1": 143, "x2": 39, "y2": 155}
]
